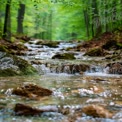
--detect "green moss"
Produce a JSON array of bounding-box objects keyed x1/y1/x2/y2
[
  {"x1": 117, "y1": 42, "x2": 122, "y2": 48},
  {"x1": 0, "y1": 52, "x2": 37, "y2": 77},
  {"x1": 0, "y1": 45, "x2": 8, "y2": 52},
  {"x1": 52, "y1": 53, "x2": 75, "y2": 60},
  {"x1": 13, "y1": 56, "x2": 37, "y2": 75},
  {"x1": 0, "y1": 68, "x2": 20, "y2": 77}
]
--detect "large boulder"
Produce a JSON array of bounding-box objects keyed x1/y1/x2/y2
[{"x1": 0, "y1": 51, "x2": 37, "y2": 76}]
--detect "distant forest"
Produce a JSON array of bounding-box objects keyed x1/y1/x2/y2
[{"x1": 0, "y1": 0, "x2": 122, "y2": 41}]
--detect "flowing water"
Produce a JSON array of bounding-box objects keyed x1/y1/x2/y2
[{"x1": 0, "y1": 40, "x2": 122, "y2": 122}]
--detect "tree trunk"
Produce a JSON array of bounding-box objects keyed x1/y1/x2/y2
[
  {"x1": 49, "y1": 10, "x2": 52, "y2": 41},
  {"x1": 92, "y1": 0, "x2": 102, "y2": 37},
  {"x1": 111, "y1": 0, "x2": 116, "y2": 30},
  {"x1": 3, "y1": 0, "x2": 11, "y2": 41},
  {"x1": 17, "y1": 3, "x2": 25, "y2": 34},
  {"x1": 0, "y1": 12, "x2": 2, "y2": 37},
  {"x1": 105, "y1": 0, "x2": 109, "y2": 32},
  {"x1": 83, "y1": 10, "x2": 89, "y2": 38}
]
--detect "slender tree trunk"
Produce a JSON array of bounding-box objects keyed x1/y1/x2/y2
[
  {"x1": 0, "y1": 12, "x2": 2, "y2": 37},
  {"x1": 3, "y1": 0, "x2": 11, "y2": 41},
  {"x1": 111, "y1": 0, "x2": 116, "y2": 30},
  {"x1": 41, "y1": 15, "x2": 46, "y2": 40},
  {"x1": 92, "y1": 0, "x2": 102, "y2": 37},
  {"x1": 83, "y1": 10, "x2": 89, "y2": 38},
  {"x1": 105, "y1": 1, "x2": 109, "y2": 32},
  {"x1": 49, "y1": 10, "x2": 52, "y2": 41},
  {"x1": 121, "y1": 0, "x2": 122, "y2": 25},
  {"x1": 17, "y1": 3, "x2": 25, "y2": 34}
]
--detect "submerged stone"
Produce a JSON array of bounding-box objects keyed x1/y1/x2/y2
[
  {"x1": 12, "y1": 83, "x2": 52, "y2": 99},
  {"x1": 82, "y1": 104, "x2": 113, "y2": 118}
]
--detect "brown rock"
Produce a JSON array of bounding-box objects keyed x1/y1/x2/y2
[
  {"x1": 106, "y1": 62, "x2": 122, "y2": 74},
  {"x1": 12, "y1": 83, "x2": 52, "y2": 99},
  {"x1": 84, "y1": 47, "x2": 107, "y2": 56},
  {"x1": 14, "y1": 103, "x2": 43, "y2": 116},
  {"x1": 82, "y1": 104, "x2": 113, "y2": 118},
  {"x1": 14, "y1": 103, "x2": 59, "y2": 116}
]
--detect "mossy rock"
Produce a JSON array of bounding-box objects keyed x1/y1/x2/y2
[
  {"x1": 0, "y1": 51, "x2": 37, "y2": 76},
  {"x1": 52, "y1": 53, "x2": 75, "y2": 60},
  {"x1": 36, "y1": 41, "x2": 59, "y2": 48},
  {"x1": 84, "y1": 48, "x2": 106, "y2": 56},
  {"x1": 0, "y1": 45, "x2": 8, "y2": 52},
  {"x1": 0, "y1": 68, "x2": 20, "y2": 76},
  {"x1": 13, "y1": 56, "x2": 37, "y2": 75}
]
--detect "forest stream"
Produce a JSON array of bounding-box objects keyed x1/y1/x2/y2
[{"x1": 0, "y1": 40, "x2": 122, "y2": 122}]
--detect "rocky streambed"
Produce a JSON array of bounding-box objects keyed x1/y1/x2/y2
[{"x1": 0, "y1": 39, "x2": 122, "y2": 122}]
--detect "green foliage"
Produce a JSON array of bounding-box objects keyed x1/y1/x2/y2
[{"x1": 0, "y1": 0, "x2": 122, "y2": 41}]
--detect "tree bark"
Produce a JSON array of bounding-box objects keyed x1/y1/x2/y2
[
  {"x1": 0, "y1": 12, "x2": 2, "y2": 37},
  {"x1": 3, "y1": 0, "x2": 11, "y2": 41},
  {"x1": 49, "y1": 10, "x2": 52, "y2": 41},
  {"x1": 91, "y1": 0, "x2": 102, "y2": 37},
  {"x1": 83, "y1": 10, "x2": 90, "y2": 38},
  {"x1": 111, "y1": 0, "x2": 116, "y2": 30},
  {"x1": 17, "y1": 3, "x2": 25, "y2": 34}
]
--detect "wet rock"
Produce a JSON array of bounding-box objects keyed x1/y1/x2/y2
[
  {"x1": 0, "y1": 51, "x2": 37, "y2": 76},
  {"x1": 14, "y1": 103, "x2": 59, "y2": 116},
  {"x1": 0, "y1": 102, "x2": 6, "y2": 110},
  {"x1": 12, "y1": 83, "x2": 52, "y2": 99},
  {"x1": 15, "y1": 35, "x2": 31, "y2": 42},
  {"x1": 36, "y1": 41, "x2": 59, "y2": 48},
  {"x1": 84, "y1": 47, "x2": 107, "y2": 56},
  {"x1": 52, "y1": 53, "x2": 76, "y2": 60},
  {"x1": 82, "y1": 105, "x2": 113, "y2": 118},
  {"x1": 31, "y1": 60, "x2": 43, "y2": 65},
  {"x1": 14, "y1": 103, "x2": 43, "y2": 116},
  {"x1": 106, "y1": 62, "x2": 122, "y2": 74},
  {"x1": 54, "y1": 64, "x2": 89, "y2": 74},
  {"x1": 102, "y1": 40, "x2": 122, "y2": 50},
  {"x1": 89, "y1": 85, "x2": 104, "y2": 93},
  {"x1": 59, "y1": 105, "x2": 82, "y2": 122}
]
